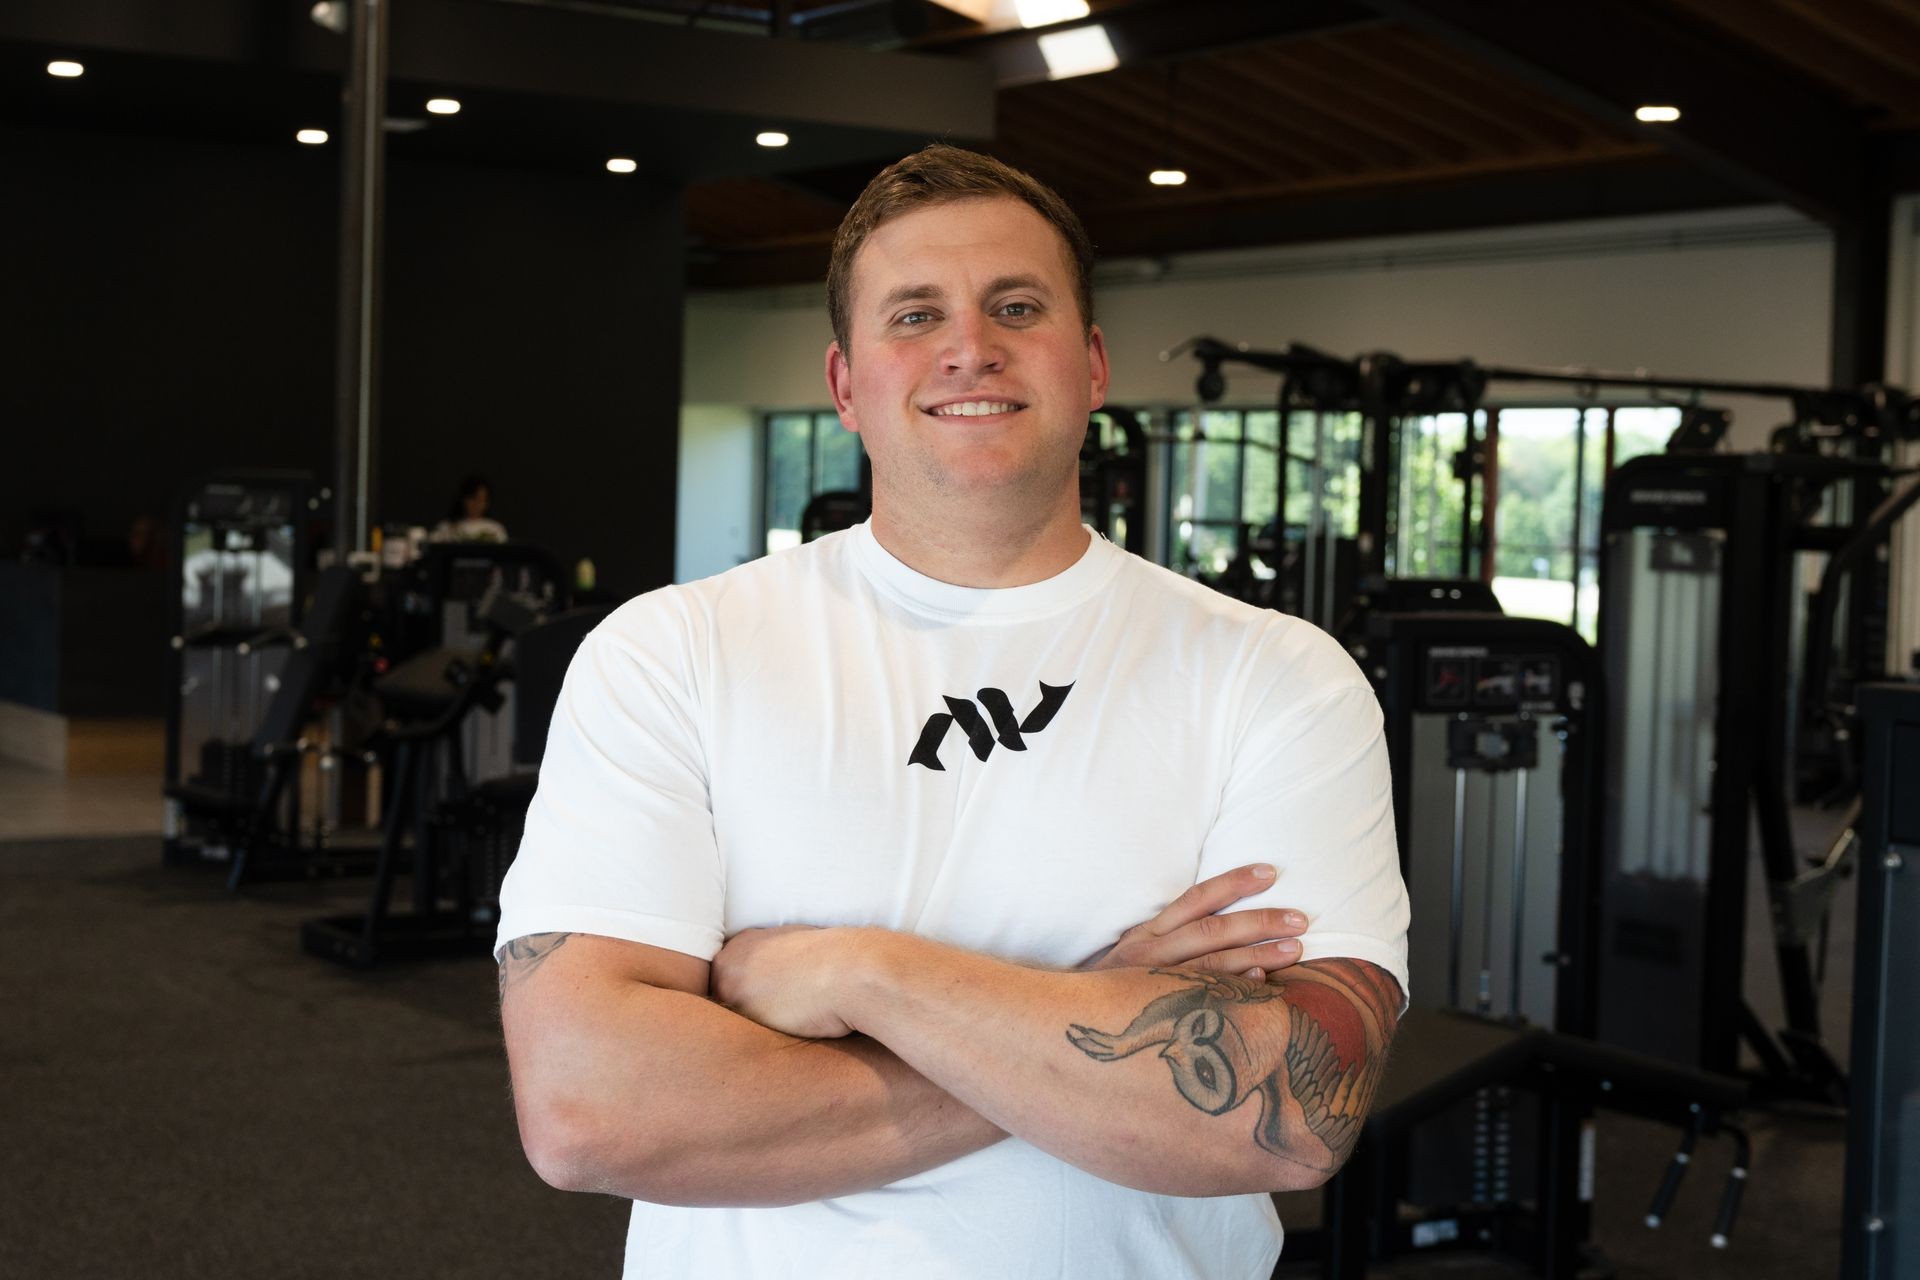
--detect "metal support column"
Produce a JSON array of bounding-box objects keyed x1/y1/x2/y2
[{"x1": 333, "y1": 0, "x2": 389, "y2": 556}]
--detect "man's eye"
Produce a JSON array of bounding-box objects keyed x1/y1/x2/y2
[
  {"x1": 1000, "y1": 301, "x2": 1037, "y2": 319},
  {"x1": 897, "y1": 310, "x2": 935, "y2": 326}
]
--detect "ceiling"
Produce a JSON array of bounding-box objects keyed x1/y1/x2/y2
[
  {"x1": 676, "y1": 0, "x2": 1920, "y2": 287},
  {"x1": 11, "y1": 0, "x2": 1920, "y2": 293}
]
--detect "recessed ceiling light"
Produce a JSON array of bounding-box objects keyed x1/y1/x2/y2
[
  {"x1": 296, "y1": 128, "x2": 329, "y2": 145},
  {"x1": 1014, "y1": 0, "x2": 1089, "y2": 26},
  {"x1": 426, "y1": 98, "x2": 460, "y2": 116},
  {"x1": 1037, "y1": 24, "x2": 1117, "y2": 79},
  {"x1": 756, "y1": 131, "x2": 790, "y2": 148},
  {"x1": 606, "y1": 157, "x2": 637, "y2": 174},
  {"x1": 1635, "y1": 105, "x2": 1681, "y2": 123},
  {"x1": 47, "y1": 61, "x2": 84, "y2": 78},
  {"x1": 1149, "y1": 169, "x2": 1187, "y2": 187}
]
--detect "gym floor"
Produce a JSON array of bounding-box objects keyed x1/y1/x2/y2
[{"x1": 1, "y1": 764, "x2": 1851, "y2": 1279}]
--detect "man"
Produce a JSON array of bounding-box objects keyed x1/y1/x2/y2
[{"x1": 496, "y1": 145, "x2": 1409, "y2": 1278}]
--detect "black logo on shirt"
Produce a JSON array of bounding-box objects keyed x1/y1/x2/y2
[{"x1": 909, "y1": 682, "x2": 1074, "y2": 771}]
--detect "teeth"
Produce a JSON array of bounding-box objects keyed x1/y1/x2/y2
[{"x1": 930, "y1": 401, "x2": 1019, "y2": 417}]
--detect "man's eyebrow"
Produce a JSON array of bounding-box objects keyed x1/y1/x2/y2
[
  {"x1": 874, "y1": 275, "x2": 1056, "y2": 315},
  {"x1": 876, "y1": 283, "x2": 943, "y2": 313},
  {"x1": 983, "y1": 274, "x2": 1052, "y2": 300}
]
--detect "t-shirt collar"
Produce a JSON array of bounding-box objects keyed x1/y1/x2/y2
[{"x1": 851, "y1": 521, "x2": 1123, "y2": 621}]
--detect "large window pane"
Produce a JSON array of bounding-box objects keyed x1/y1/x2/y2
[
  {"x1": 1613, "y1": 407, "x2": 1679, "y2": 467},
  {"x1": 814, "y1": 415, "x2": 862, "y2": 493},
  {"x1": 1242, "y1": 411, "x2": 1279, "y2": 530},
  {"x1": 765, "y1": 414, "x2": 813, "y2": 553},
  {"x1": 1395, "y1": 412, "x2": 1469, "y2": 577},
  {"x1": 1491, "y1": 408, "x2": 1580, "y2": 624}
]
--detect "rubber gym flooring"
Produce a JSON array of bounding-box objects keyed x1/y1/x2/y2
[{"x1": 2, "y1": 834, "x2": 1849, "y2": 1279}]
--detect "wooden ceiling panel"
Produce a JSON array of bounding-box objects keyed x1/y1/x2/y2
[
  {"x1": 686, "y1": 1, "x2": 1920, "y2": 285},
  {"x1": 1661, "y1": 0, "x2": 1920, "y2": 123}
]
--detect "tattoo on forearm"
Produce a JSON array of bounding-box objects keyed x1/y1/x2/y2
[
  {"x1": 1066, "y1": 959, "x2": 1399, "y2": 1171},
  {"x1": 498, "y1": 932, "x2": 574, "y2": 1001}
]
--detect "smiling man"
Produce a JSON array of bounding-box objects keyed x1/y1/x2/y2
[{"x1": 495, "y1": 146, "x2": 1409, "y2": 1279}]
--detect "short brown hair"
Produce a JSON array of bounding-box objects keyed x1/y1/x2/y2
[{"x1": 826, "y1": 144, "x2": 1095, "y2": 358}]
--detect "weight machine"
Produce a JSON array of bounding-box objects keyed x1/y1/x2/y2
[
  {"x1": 1303, "y1": 601, "x2": 1752, "y2": 1277},
  {"x1": 162, "y1": 472, "x2": 376, "y2": 884},
  {"x1": 1170, "y1": 338, "x2": 1491, "y2": 630},
  {"x1": 1597, "y1": 453, "x2": 1920, "y2": 1099},
  {"x1": 1842, "y1": 682, "x2": 1920, "y2": 1280},
  {"x1": 301, "y1": 549, "x2": 587, "y2": 967}
]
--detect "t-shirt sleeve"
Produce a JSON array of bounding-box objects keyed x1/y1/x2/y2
[
  {"x1": 493, "y1": 595, "x2": 725, "y2": 963},
  {"x1": 1195, "y1": 623, "x2": 1411, "y2": 1007}
]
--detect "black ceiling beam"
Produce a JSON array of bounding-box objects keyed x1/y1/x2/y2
[
  {"x1": 1358, "y1": 0, "x2": 1870, "y2": 229},
  {"x1": 689, "y1": 153, "x2": 1760, "y2": 289},
  {"x1": 2, "y1": 0, "x2": 993, "y2": 175},
  {"x1": 916, "y1": 0, "x2": 1379, "y2": 86}
]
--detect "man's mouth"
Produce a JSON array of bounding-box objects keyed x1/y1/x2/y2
[{"x1": 923, "y1": 400, "x2": 1026, "y2": 418}]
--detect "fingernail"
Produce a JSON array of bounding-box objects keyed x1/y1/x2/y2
[
  {"x1": 1273, "y1": 938, "x2": 1302, "y2": 956},
  {"x1": 1244, "y1": 967, "x2": 1265, "y2": 981},
  {"x1": 1283, "y1": 910, "x2": 1308, "y2": 928},
  {"x1": 1251, "y1": 863, "x2": 1275, "y2": 881}
]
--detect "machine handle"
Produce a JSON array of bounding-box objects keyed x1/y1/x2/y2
[
  {"x1": 1645, "y1": 1116, "x2": 1701, "y2": 1227},
  {"x1": 1710, "y1": 1125, "x2": 1751, "y2": 1249}
]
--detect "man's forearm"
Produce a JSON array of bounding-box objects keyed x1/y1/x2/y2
[
  {"x1": 828, "y1": 934, "x2": 1398, "y2": 1196},
  {"x1": 503, "y1": 940, "x2": 1002, "y2": 1206}
]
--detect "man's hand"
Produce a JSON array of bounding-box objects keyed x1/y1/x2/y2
[
  {"x1": 1082, "y1": 863, "x2": 1308, "y2": 982},
  {"x1": 710, "y1": 925, "x2": 854, "y2": 1038}
]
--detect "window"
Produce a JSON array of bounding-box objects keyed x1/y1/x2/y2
[
  {"x1": 1489, "y1": 404, "x2": 1677, "y2": 638},
  {"x1": 1163, "y1": 408, "x2": 1282, "y2": 576},
  {"x1": 762, "y1": 411, "x2": 865, "y2": 555}
]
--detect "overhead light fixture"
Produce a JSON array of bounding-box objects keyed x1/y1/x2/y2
[
  {"x1": 1037, "y1": 24, "x2": 1117, "y2": 80},
  {"x1": 47, "y1": 60, "x2": 84, "y2": 78},
  {"x1": 426, "y1": 98, "x2": 461, "y2": 116},
  {"x1": 1635, "y1": 105, "x2": 1681, "y2": 123},
  {"x1": 309, "y1": 1, "x2": 348, "y2": 33},
  {"x1": 755, "y1": 130, "x2": 790, "y2": 148},
  {"x1": 1149, "y1": 169, "x2": 1187, "y2": 187},
  {"x1": 1014, "y1": 0, "x2": 1089, "y2": 25},
  {"x1": 296, "y1": 128, "x2": 329, "y2": 145},
  {"x1": 606, "y1": 157, "x2": 637, "y2": 174}
]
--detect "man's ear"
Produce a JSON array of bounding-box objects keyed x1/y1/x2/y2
[
  {"x1": 825, "y1": 341, "x2": 859, "y2": 433},
  {"x1": 1086, "y1": 324, "x2": 1111, "y2": 413}
]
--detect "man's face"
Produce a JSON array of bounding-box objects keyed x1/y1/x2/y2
[{"x1": 826, "y1": 197, "x2": 1109, "y2": 509}]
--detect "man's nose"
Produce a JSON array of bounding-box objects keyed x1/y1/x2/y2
[{"x1": 941, "y1": 312, "x2": 1006, "y2": 374}]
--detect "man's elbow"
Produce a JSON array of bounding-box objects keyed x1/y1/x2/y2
[
  {"x1": 512, "y1": 1080, "x2": 672, "y2": 1196},
  {"x1": 515, "y1": 1089, "x2": 611, "y2": 1192}
]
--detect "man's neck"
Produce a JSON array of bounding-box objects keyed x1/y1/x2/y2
[{"x1": 869, "y1": 490, "x2": 1090, "y2": 589}]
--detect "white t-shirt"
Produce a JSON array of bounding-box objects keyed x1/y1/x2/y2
[{"x1": 497, "y1": 523, "x2": 1409, "y2": 1280}]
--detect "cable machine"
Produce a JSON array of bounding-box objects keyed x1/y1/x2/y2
[{"x1": 1169, "y1": 338, "x2": 1492, "y2": 629}]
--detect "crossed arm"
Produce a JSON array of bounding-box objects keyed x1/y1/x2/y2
[
  {"x1": 710, "y1": 928, "x2": 1399, "y2": 1196},
  {"x1": 499, "y1": 865, "x2": 1398, "y2": 1205}
]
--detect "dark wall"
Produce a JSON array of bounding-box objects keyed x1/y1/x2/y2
[{"x1": 2, "y1": 125, "x2": 685, "y2": 600}]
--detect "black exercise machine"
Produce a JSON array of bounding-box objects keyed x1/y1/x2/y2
[
  {"x1": 163, "y1": 472, "x2": 377, "y2": 885},
  {"x1": 1300, "y1": 602, "x2": 1752, "y2": 1277},
  {"x1": 1082, "y1": 407, "x2": 1148, "y2": 555},
  {"x1": 1592, "y1": 452, "x2": 1919, "y2": 1100},
  {"x1": 1841, "y1": 682, "x2": 1920, "y2": 1280},
  {"x1": 163, "y1": 564, "x2": 365, "y2": 887},
  {"x1": 1173, "y1": 338, "x2": 1491, "y2": 628},
  {"x1": 301, "y1": 592, "x2": 607, "y2": 967}
]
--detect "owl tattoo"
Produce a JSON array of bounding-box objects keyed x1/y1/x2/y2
[{"x1": 1066, "y1": 961, "x2": 1396, "y2": 1167}]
